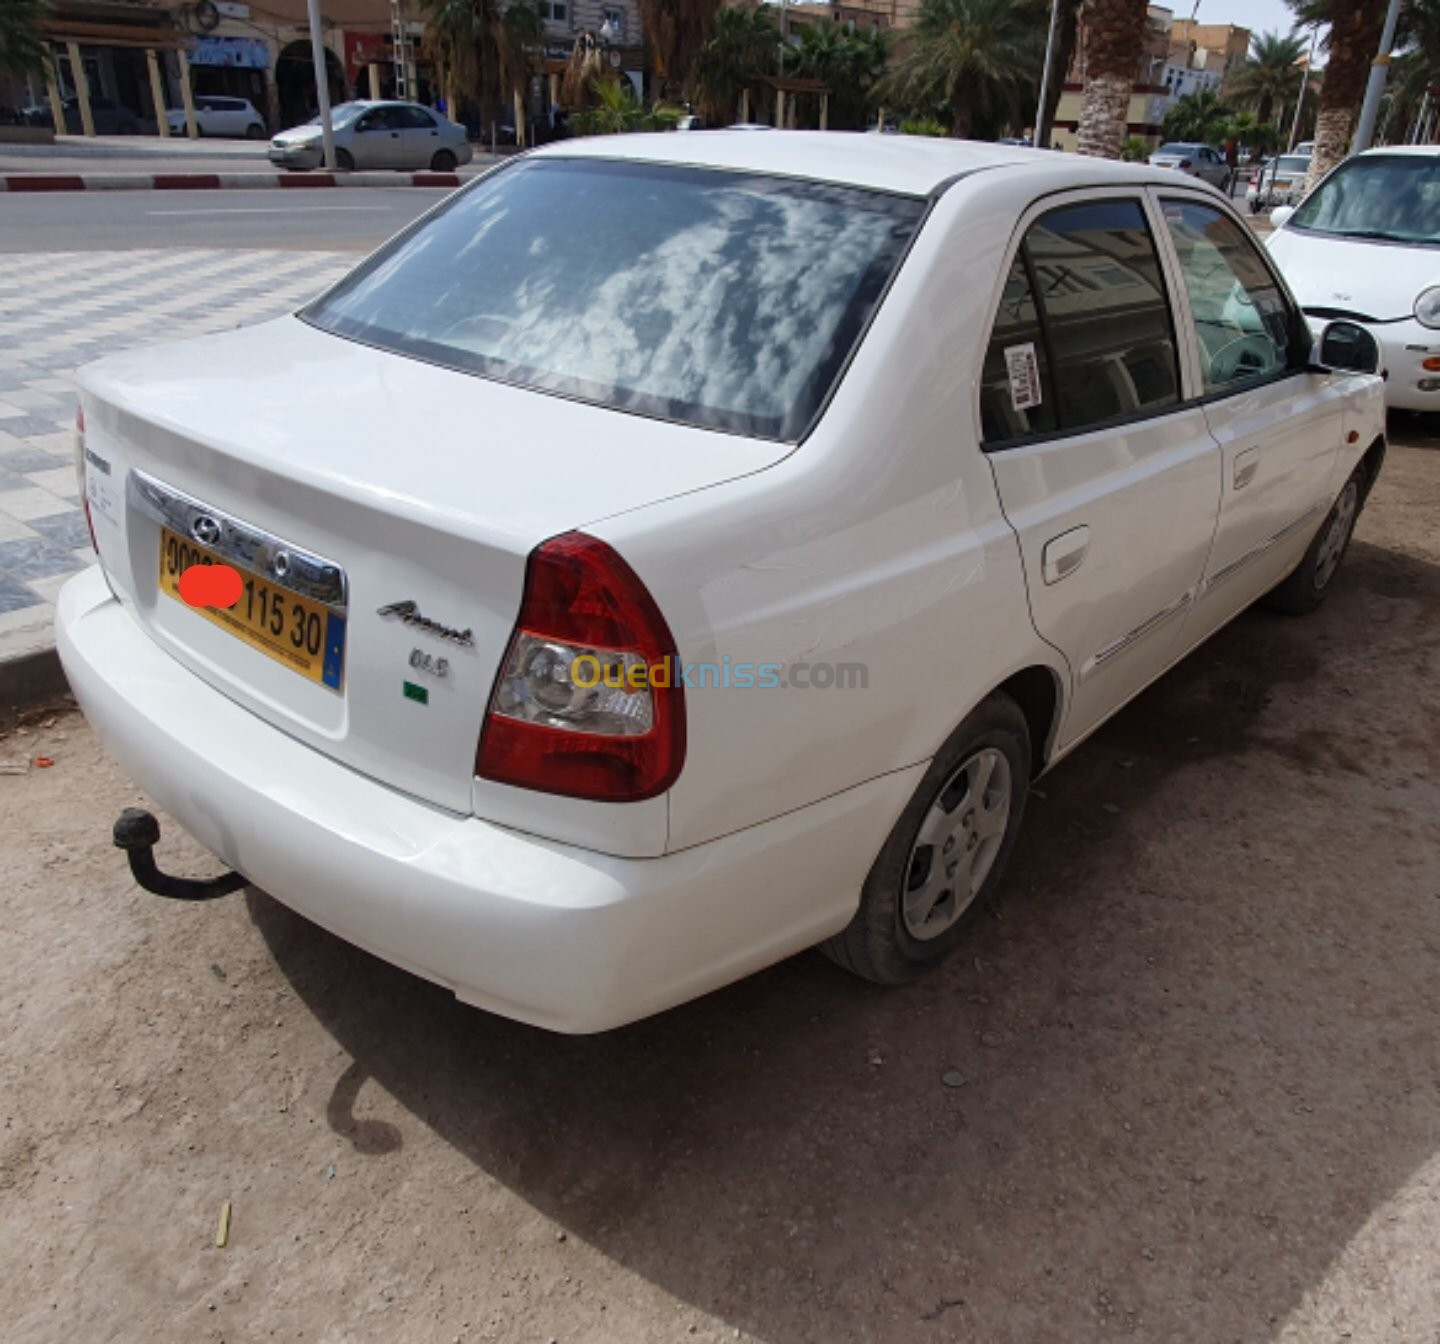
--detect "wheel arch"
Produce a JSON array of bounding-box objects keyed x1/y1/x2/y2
[
  {"x1": 993, "y1": 663, "x2": 1064, "y2": 780},
  {"x1": 1359, "y1": 434, "x2": 1386, "y2": 503}
]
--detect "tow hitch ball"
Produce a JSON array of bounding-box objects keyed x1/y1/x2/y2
[{"x1": 112, "y1": 808, "x2": 248, "y2": 902}]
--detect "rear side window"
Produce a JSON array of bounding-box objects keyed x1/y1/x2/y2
[
  {"x1": 981, "y1": 198, "x2": 1180, "y2": 445},
  {"x1": 396, "y1": 106, "x2": 435, "y2": 129},
  {"x1": 306, "y1": 158, "x2": 926, "y2": 441}
]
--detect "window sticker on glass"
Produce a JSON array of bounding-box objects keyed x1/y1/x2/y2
[{"x1": 1005, "y1": 342, "x2": 1042, "y2": 411}]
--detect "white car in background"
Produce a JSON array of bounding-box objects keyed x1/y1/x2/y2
[
  {"x1": 1246, "y1": 152, "x2": 1311, "y2": 212},
  {"x1": 167, "y1": 95, "x2": 266, "y2": 139},
  {"x1": 1268, "y1": 146, "x2": 1440, "y2": 412},
  {"x1": 59, "y1": 135, "x2": 1385, "y2": 1032}
]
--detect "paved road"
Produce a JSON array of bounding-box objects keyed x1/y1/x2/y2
[{"x1": 0, "y1": 187, "x2": 447, "y2": 252}]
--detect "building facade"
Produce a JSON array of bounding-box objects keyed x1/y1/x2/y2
[{"x1": 1052, "y1": 5, "x2": 1248, "y2": 152}]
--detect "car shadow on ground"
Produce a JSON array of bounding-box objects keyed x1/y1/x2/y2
[{"x1": 250, "y1": 537, "x2": 1440, "y2": 1343}]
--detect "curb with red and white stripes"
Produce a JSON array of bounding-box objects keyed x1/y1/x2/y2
[{"x1": 0, "y1": 171, "x2": 463, "y2": 193}]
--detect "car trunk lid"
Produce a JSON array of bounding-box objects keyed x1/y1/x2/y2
[{"x1": 78, "y1": 316, "x2": 788, "y2": 813}]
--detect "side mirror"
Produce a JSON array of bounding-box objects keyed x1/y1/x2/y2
[
  {"x1": 1312, "y1": 320, "x2": 1381, "y2": 376},
  {"x1": 1269, "y1": 205, "x2": 1295, "y2": 229}
]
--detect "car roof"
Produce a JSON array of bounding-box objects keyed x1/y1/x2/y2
[
  {"x1": 527, "y1": 130, "x2": 1197, "y2": 198},
  {"x1": 1359, "y1": 144, "x2": 1440, "y2": 157}
]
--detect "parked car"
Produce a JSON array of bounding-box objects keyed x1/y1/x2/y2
[
  {"x1": 268, "y1": 100, "x2": 473, "y2": 171},
  {"x1": 1246, "y1": 152, "x2": 1312, "y2": 212},
  {"x1": 50, "y1": 95, "x2": 143, "y2": 135},
  {"x1": 1148, "y1": 141, "x2": 1231, "y2": 188},
  {"x1": 1267, "y1": 146, "x2": 1440, "y2": 413},
  {"x1": 60, "y1": 135, "x2": 1386, "y2": 1032},
  {"x1": 167, "y1": 95, "x2": 267, "y2": 139}
]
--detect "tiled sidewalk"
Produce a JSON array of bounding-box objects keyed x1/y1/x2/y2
[{"x1": 0, "y1": 249, "x2": 353, "y2": 663}]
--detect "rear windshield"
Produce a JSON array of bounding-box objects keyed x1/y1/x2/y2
[{"x1": 304, "y1": 158, "x2": 926, "y2": 440}]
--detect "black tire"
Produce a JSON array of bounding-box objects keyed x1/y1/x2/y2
[
  {"x1": 430, "y1": 148, "x2": 458, "y2": 172},
  {"x1": 245, "y1": 123, "x2": 265, "y2": 139},
  {"x1": 1264, "y1": 464, "x2": 1366, "y2": 615},
  {"x1": 335, "y1": 147, "x2": 354, "y2": 172},
  {"x1": 821, "y1": 693, "x2": 1031, "y2": 986}
]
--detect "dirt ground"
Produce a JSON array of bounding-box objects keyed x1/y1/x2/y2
[{"x1": 3, "y1": 425, "x2": 1439, "y2": 1344}]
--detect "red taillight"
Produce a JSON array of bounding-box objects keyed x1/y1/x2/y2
[
  {"x1": 1178, "y1": 158, "x2": 1192, "y2": 169},
  {"x1": 477, "y1": 532, "x2": 685, "y2": 802}
]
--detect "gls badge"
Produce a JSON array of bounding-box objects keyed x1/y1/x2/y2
[{"x1": 409, "y1": 648, "x2": 450, "y2": 678}]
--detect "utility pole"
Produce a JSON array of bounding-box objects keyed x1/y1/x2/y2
[
  {"x1": 1352, "y1": 0, "x2": 1403, "y2": 154},
  {"x1": 306, "y1": 0, "x2": 337, "y2": 170},
  {"x1": 1034, "y1": 0, "x2": 1062, "y2": 149},
  {"x1": 1287, "y1": 26, "x2": 1317, "y2": 151}
]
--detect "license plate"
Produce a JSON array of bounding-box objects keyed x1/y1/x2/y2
[
  {"x1": 158, "y1": 527, "x2": 346, "y2": 690},
  {"x1": 1274, "y1": 178, "x2": 1293, "y2": 189}
]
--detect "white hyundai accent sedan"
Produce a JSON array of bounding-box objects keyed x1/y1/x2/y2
[{"x1": 58, "y1": 134, "x2": 1386, "y2": 1032}]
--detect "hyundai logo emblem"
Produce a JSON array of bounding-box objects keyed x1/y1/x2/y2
[{"x1": 192, "y1": 515, "x2": 221, "y2": 546}]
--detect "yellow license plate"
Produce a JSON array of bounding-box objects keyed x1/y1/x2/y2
[{"x1": 158, "y1": 527, "x2": 346, "y2": 690}]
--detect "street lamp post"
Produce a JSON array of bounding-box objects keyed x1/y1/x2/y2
[
  {"x1": 1034, "y1": 0, "x2": 1063, "y2": 149},
  {"x1": 1352, "y1": 0, "x2": 1404, "y2": 155},
  {"x1": 306, "y1": 0, "x2": 337, "y2": 171},
  {"x1": 1287, "y1": 26, "x2": 1318, "y2": 152}
]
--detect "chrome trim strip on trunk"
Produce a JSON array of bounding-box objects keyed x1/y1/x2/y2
[
  {"x1": 1080, "y1": 589, "x2": 1193, "y2": 682},
  {"x1": 1202, "y1": 501, "x2": 1325, "y2": 595},
  {"x1": 127, "y1": 469, "x2": 348, "y2": 610}
]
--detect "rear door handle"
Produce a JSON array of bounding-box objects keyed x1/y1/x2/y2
[
  {"x1": 1234, "y1": 446, "x2": 1259, "y2": 489},
  {"x1": 1042, "y1": 525, "x2": 1090, "y2": 585}
]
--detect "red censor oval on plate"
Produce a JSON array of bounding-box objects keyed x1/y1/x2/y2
[{"x1": 179, "y1": 563, "x2": 243, "y2": 609}]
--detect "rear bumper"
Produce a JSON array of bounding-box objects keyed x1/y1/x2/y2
[{"x1": 57, "y1": 567, "x2": 914, "y2": 1032}]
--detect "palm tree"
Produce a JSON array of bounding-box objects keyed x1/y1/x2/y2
[
  {"x1": 1074, "y1": 0, "x2": 1149, "y2": 158},
  {"x1": 418, "y1": 0, "x2": 544, "y2": 134},
  {"x1": 690, "y1": 4, "x2": 777, "y2": 126},
  {"x1": 878, "y1": 0, "x2": 1042, "y2": 139},
  {"x1": 639, "y1": 0, "x2": 724, "y2": 99},
  {"x1": 785, "y1": 22, "x2": 888, "y2": 129},
  {"x1": 1160, "y1": 87, "x2": 1234, "y2": 143},
  {"x1": 0, "y1": 0, "x2": 51, "y2": 80},
  {"x1": 1287, "y1": 0, "x2": 1392, "y2": 184},
  {"x1": 1227, "y1": 30, "x2": 1307, "y2": 126}
]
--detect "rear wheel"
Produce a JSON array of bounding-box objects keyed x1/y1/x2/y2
[
  {"x1": 822, "y1": 694, "x2": 1030, "y2": 985},
  {"x1": 430, "y1": 148, "x2": 458, "y2": 172},
  {"x1": 245, "y1": 123, "x2": 265, "y2": 139},
  {"x1": 1264, "y1": 465, "x2": 1365, "y2": 615},
  {"x1": 335, "y1": 147, "x2": 354, "y2": 172}
]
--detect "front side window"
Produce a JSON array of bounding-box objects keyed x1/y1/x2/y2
[
  {"x1": 306, "y1": 158, "x2": 925, "y2": 441},
  {"x1": 981, "y1": 197, "x2": 1180, "y2": 445},
  {"x1": 1161, "y1": 198, "x2": 1299, "y2": 393}
]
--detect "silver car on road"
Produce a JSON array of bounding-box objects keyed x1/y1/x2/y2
[
  {"x1": 269, "y1": 101, "x2": 473, "y2": 172},
  {"x1": 1148, "y1": 141, "x2": 1231, "y2": 188}
]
